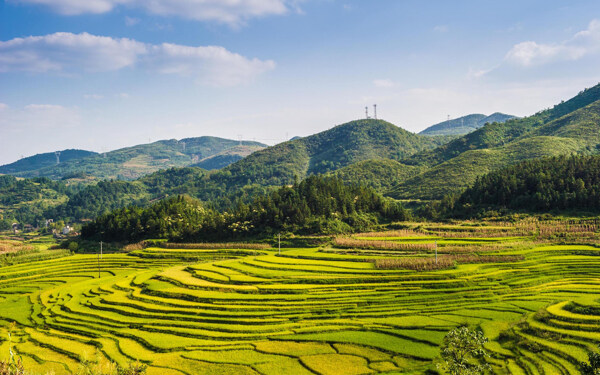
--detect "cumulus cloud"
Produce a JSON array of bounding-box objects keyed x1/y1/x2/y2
[
  {"x1": 0, "y1": 32, "x2": 276, "y2": 86},
  {"x1": 373, "y1": 79, "x2": 395, "y2": 88},
  {"x1": 505, "y1": 19, "x2": 600, "y2": 67},
  {"x1": 0, "y1": 32, "x2": 145, "y2": 73},
  {"x1": 9, "y1": 0, "x2": 293, "y2": 26}
]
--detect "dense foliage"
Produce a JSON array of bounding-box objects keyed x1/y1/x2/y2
[
  {"x1": 0, "y1": 175, "x2": 69, "y2": 229},
  {"x1": 406, "y1": 83, "x2": 600, "y2": 168},
  {"x1": 460, "y1": 155, "x2": 600, "y2": 212},
  {"x1": 82, "y1": 176, "x2": 409, "y2": 242},
  {"x1": 438, "y1": 327, "x2": 490, "y2": 375},
  {"x1": 391, "y1": 83, "x2": 600, "y2": 199},
  {"x1": 328, "y1": 159, "x2": 423, "y2": 192},
  {"x1": 0, "y1": 149, "x2": 96, "y2": 176}
]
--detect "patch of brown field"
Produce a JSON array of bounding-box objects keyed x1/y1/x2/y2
[
  {"x1": 333, "y1": 237, "x2": 436, "y2": 251},
  {"x1": 161, "y1": 242, "x2": 270, "y2": 250},
  {"x1": 374, "y1": 254, "x2": 524, "y2": 271}
]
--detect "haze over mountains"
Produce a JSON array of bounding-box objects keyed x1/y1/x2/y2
[
  {"x1": 419, "y1": 113, "x2": 516, "y2": 136},
  {"x1": 0, "y1": 137, "x2": 267, "y2": 180},
  {"x1": 2, "y1": 82, "x2": 600, "y2": 227}
]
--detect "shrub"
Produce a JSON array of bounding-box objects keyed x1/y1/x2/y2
[{"x1": 438, "y1": 326, "x2": 491, "y2": 375}]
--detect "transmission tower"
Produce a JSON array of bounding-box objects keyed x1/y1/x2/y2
[
  {"x1": 55, "y1": 151, "x2": 61, "y2": 164},
  {"x1": 365, "y1": 106, "x2": 369, "y2": 119},
  {"x1": 373, "y1": 104, "x2": 377, "y2": 119}
]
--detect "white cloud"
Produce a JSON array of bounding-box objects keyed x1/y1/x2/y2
[
  {"x1": 373, "y1": 79, "x2": 395, "y2": 88},
  {"x1": 116, "y1": 93, "x2": 130, "y2": 99},
  {"x1": 505, "y1": 19, "x2": 600, "y2": 67},
  {"x1": 0, "y1": 103, "x2": 8, "y2": 111},
  {"x1": 149, "y1": 43, "x2": 276, "y2": 86},
  {"x1": 9, "y1": 0, "x2": 293, "y2": 26},
  {"x1": 0, "y1": 32, "x2": 276, "y2": 87},
  {"x1": 0, "y1": 32, "x2": 145, "y2": 73}
]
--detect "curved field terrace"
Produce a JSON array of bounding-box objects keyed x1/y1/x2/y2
[{"x1": 1, "y1": 222, "x2": 599, "y2": 374}]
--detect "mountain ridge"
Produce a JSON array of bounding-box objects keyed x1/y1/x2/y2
[
  {"x1": 2, "y1": 136, "x2": 267, "y2": 181},
  {"x1": 419, "y1": 113, "x2": 516, "y2": 136}
]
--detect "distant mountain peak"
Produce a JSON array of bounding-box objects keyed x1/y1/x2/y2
[{"x1": 419, "y1": 113, "x2": 516, "y2": 136}]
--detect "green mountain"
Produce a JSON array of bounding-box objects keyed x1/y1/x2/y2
[
  {"x1": 328, "y1": 159, "x2": 424, "y2": 193},
  {"x1": 0, "y1": 149, "x2": 97, "y2": 175},
  {"x1": 191, "y1": 144, "x2": 265, "y2": 170},
  {"x1": 0, "y1": 175, "x2": 69, "y2": 229},
  {"x1": 389, "y1": 84, "x2": 600, "y2": 200},
  {"x1": 455, "y1": 154, "x2": 600, "y2": 214},
  {"x1": 389, "y1": 136, "x2": 583, "y2": 200},
  {"x1": 3, "y1": 137, "x2": 266, "y2": 180},
  {"x1": 197, "y1": 119, "x2": 448, "y2": 199},
  {"x1": 419, "y1": 113, "x2": 515, "y2": 136},
  {"x1": 407, "y1": 84, "x2": 600, "y2": 168}
]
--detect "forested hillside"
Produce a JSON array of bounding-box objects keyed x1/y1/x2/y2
[
  {"x1": 329, "y1": 159, "x2": 424, "y2": 192},
  {"x1": 0, "y1": 149, "x2": 97, "y2": 175},
  {"x1": 81, "y1": 176, "x2": 408, "y2": 242},
  {"x1": 2, "y1": 137, "x2": 265, "y2": 180},
  {"x1": 406, "y1": 84, "x2": 600, "y2": 168},
  {"x1": 389, "y1": 83, "x2": 600, "y2": 199},
  {"x1": 0, "y1": 175, "x2": 69, "y2": 229},
  {"x1": 194, "y1": 119, "x2": 446, "y2": 198},
  {"x1": 452, "y1": 154, "x2": 600, "y2": 214}
]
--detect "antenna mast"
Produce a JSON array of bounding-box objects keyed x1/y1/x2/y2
[
  {"x1": 54, "y1": 151, "x2": 61, "y2": 164},
  {"x1": 373, "y1": 104, "x2": 377, "y2": 120},
  {"x1": 237, "y1": 134, "x2": 242, "y2": 146},
  {"x1": 365, "y1": 106, "x2": 369, "y2": 119}
]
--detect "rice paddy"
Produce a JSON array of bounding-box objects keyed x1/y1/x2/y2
[{"x1": 1, "y1": 221, "x2": 600, "y2": 374}]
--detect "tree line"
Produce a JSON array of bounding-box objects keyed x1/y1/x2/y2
[
  {"x1": 422, "y1": 154, "x2": 600, "y2": 219},
  {"x1": 81, "y1": 176, "x2": 410, "y2": 242}
]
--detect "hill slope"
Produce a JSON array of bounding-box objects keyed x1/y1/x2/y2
[
  {"x1": 198, "y1": 119, "x2": 447, "y2": 199},
  {"x1": 6, "y1": 137, "x2": 266, "y2": 180},
  {"x1": 329, "y1": 159, "x2": 424, "y2": 193},
  {"x1": 388, "y1": 136, "x2": 583, "y2": 200},
  {"x1": 407, "y1": 84, "x2": 600, "y2": 167},
  {"x1": 419, "y1": 113, "x2": 515, "y2": 136},
  {"x1": 0, "y1": 149, "x2": 97, "y2": 175},
  {"x1": 390, "y1": 84, "x2": 600, "y2": 199},
  {"x1": 457, "y1": 154, "x2": 600, "y2": 213}
]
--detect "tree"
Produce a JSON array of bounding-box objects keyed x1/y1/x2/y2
[
  {"x1": 581, "y1": 344, "x2": 600, "y2": 375},
  {"x1": 438, "y1": 326, "x2": 491, "y2": 375}
]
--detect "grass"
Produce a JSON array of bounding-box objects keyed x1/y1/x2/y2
[{"x1": 1, "y1": 221, "x2": 600, "y2": 374}]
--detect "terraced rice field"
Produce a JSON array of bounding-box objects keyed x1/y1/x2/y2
[{"x1": 1, "y1": 224, "x2": 600, "y2": 374}]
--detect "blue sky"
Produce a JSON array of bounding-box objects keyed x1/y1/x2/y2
[{"x1": 1, "y1": 0, "x2": 599, "y2": 164}]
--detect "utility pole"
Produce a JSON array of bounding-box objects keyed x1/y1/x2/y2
[
  {"x1": 278, "y1": 233, "x2": 281, "y2": 255},
  {"x1": 435, "y1": 241, "x2": 438, "y2": 265},
  {"x1": 100, "y1": 241, "x2": 103, "y2": 260}
]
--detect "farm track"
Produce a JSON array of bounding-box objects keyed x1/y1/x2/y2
[{"x1": 0, "y1": 235, "x2": 599, "y2": 374}]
